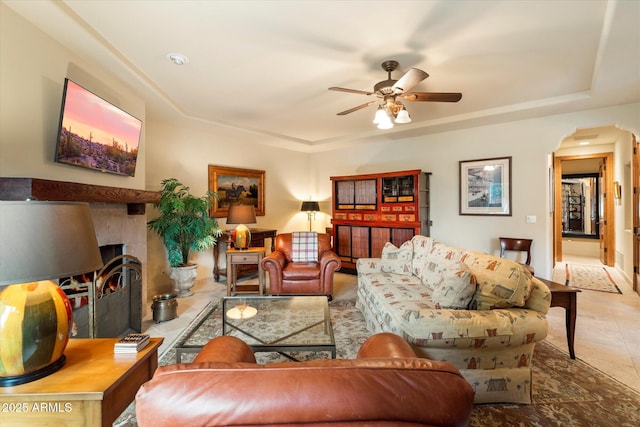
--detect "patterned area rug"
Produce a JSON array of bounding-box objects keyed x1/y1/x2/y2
[
  {"x1": 566, "y1": 263, "x2": 623, "y2": 294},
  {"x1": 117, "y1": 295, "x2": 640, "y2": 426},
  {"x1": 159, "y1": 298, "x2": 370, "y2": 365}
]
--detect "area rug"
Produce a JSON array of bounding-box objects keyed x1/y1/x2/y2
[
  {"x1": 566, "y1": 263, "x2": 623, "y2": 294},
  {"x1": 116, "y1": 295, "x2": 640, "y2": 426}
]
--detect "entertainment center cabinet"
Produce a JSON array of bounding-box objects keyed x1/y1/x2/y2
[{"x1": 330, "y1": 170, "x2": 431, "y2": 271}]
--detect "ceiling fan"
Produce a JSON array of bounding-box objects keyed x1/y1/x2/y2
[{"x1": 329, "y1": 60, "x2": 462, "y2": 129}]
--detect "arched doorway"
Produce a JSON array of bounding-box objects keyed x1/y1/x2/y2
[{"x1": 552, "y1": 125, "x2": 638, "y2": 295}]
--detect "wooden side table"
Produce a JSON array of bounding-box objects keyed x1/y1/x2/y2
[
  {"x1": 538, "y1": 277, "x2": 581, "y2": 359},
  {"x1": 0, "y1": 337, "x2": 163, "y2": 427},
  {"x1": 226, "y1": 247, "x2": 266, "y2": 296},
  {"x1": 213, "y1": 228, "x2": 276, "y2": 281}
]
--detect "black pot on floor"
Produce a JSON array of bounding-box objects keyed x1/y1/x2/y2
[{"x1": 152, "y1": 293, "x2": 178, "y2": 323}]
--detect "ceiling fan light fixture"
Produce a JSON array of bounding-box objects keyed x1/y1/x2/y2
[
  {"x1": 373, "y1": 105, "x2": 387, "y2": 124},
  {"x1": 395, "y1": 106, "x2": 411, "y2": 124},
  {"x1": 377, "y1": 114, "x2": 394, "y2": 130}
]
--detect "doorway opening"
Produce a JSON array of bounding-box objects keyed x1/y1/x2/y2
[
  {"x1": 561, "y1": 173, "x2": 600, "y2": 238},
  {"x1": 554, "y1": 153, "x2": 614, "y2": 267}
]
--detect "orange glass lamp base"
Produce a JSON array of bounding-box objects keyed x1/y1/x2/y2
[
  {"x1": 232, "y1": 224, "x2": 252, "y2": 250},
  {"x1": 0, "y1": 280, "x2": 73, "y2": 387}
]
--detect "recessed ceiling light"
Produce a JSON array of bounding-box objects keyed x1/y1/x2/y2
[
  {"x1": 166, "y1": 53, "x2": 189, "y2": 65},
  {"x1": 579, "y1": 141, "x2": 590, "y2": 145}
]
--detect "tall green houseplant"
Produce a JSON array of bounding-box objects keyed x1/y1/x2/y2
[{"x1": 148, "y1": 178, "x2": 222, "y2": 267}]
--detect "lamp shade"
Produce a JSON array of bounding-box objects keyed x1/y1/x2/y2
[
  {"x1": 226, "y1": 205, "x2": 257, "y2": 225},
  {"x1": 0, "y1": 201, "x2": 103, "y2": 286},
  {"x1": 300, "y1": 201, "x2": 320, "y2": 212},
  {"x1": 0, "y1": 201, "x2": 103, "y2": 386}
]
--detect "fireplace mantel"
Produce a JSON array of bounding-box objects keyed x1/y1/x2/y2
[{"x1": 0, "y1": 177, "x2": 160, "y2": 215}]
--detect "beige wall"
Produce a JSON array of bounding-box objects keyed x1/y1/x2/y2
[
  {"x1": 0, "y1": 4, "x2": 146, "y2": 190},
  {"x1": 1, "y1": 3, "x2": 639, "y2": 299},
  {"x1": 144, "y1": 118, "x2": 310, "y2": 298}
]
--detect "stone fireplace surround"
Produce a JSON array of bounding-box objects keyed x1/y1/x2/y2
[{"x1": 0, "y1": 177, "x2": 160, "y2": 318}]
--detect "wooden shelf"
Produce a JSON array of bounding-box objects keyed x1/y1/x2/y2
[{"x1": 0, "y1": 177, "x2": 160, "y2": 215}]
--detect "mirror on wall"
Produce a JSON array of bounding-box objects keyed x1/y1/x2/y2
[{"x1": 561, "y1": 173, "x2": 599, "y2": 238}]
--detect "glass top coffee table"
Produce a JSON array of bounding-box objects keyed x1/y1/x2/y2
[
  {"x1": 174, "y1": 295, "x2": 336, "y2": 363},
  {"x1": 222, "y1": 295, "x2": 336, "y2": 361}
]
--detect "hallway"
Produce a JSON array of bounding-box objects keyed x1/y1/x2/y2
[{"x1": 548, "y1": 254, "x2": 640, "y2": 393}]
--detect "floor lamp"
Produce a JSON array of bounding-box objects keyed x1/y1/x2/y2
[{"x1": 301, "y1": 201, "x2": 320, "y2": 232}]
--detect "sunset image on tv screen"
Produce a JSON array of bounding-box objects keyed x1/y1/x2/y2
[{"x1": 55, "y1": 79, "x2": 142, "y2": 177}]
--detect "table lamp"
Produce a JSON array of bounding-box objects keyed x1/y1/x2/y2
[
  {"x1": 0, "y1": 201, "x2": 103, "y2": 386},
  {"x1": 226, "y1": 205, "x2": 257, "y2": 250},
  {"x1": 301, "y1": 201, "x2": 320, "y2": 231}
]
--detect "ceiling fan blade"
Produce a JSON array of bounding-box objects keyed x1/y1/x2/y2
[
  {"x1": 392, "y1": 68, "x2": 429, "y2": 94},
  {"x1": 337, "y1": 100, "x2": 378, "y2": 116},
  {"x1": 403, "y1": 92, "x2": 462, "y2": 102},
  {"x1": 329, "y1": 87, "x2": 374, "y2": 96}
]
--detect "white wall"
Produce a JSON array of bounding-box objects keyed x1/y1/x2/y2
[
  {"x1": 614, "y1": 131, "x2": 634, "y2": 282},
  {"x1": 562, "y1": 238, "x2": 600, "y2": 258}
]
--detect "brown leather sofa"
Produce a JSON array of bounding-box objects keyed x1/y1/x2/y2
[
  {"x1": 136, "y1": 333, "x2": 475, "y2": 426},
  {"x1": 261, "y1": 232, "x2": 341, "y2": 299}
]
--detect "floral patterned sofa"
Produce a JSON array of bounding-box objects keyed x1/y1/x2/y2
[{"x1": 355, "y1": 235, "x2": 551, "y2": 404}]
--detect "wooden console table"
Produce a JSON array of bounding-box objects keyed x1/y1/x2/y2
[
  {"x1": 0, "y1": 337, "x2": 163, "y2": 427},
  {"x1": 213, "y1": 228, "x2": 276, "y2": 281},
  {"x1": 539, "y1": 278, "x2": 581, "y2": 359}
]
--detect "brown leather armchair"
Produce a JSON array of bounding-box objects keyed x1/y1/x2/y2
[
  {"x1": 135, "y1": 333, "x2": 475, "y2": 427},
  {"x1": 261, "y1": 232, "x2": 341, "y2": 299}
]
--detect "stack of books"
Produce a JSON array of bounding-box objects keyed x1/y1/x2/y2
[{"x1": 114, "y1": 333, "x2": 150, "y2": 353}]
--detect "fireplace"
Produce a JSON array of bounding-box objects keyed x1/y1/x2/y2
[
  {"x1": 0, "y1": 177, "x2": 160, "y2": 322},
  {"x1": 59, "y1": 244, "x2": 142, "y2": 338}
]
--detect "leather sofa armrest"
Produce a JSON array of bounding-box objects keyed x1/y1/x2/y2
[
  {"x1": 357, "y1": 333, "x2": 417, "y2": 359},
  {"x1": 193, "y1": 335, "x2": 257, "y2": 363},
  {"x1": 261, "y1": 251, "x2": 286, "y2": 293},
  {"x1": 261, "y1": 250, "x2": 285, "y2": 272},
  {"x1": 319, "y1": 250, "x2": 341, "y2": 273}
]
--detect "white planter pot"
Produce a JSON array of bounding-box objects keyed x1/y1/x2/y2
[{"x1": 170, "y1": 264, "x2": 198, "y2": 297}]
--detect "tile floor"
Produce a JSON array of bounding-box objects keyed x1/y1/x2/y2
[
  {"x1": 142, "y1": 257, "x2": 640, "y2": 393},
  {"x1": 547, "y1": 254, "x2": 640, "y2": 393}
]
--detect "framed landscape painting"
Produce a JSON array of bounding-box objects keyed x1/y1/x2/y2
[
  {"x1": 459, "y1": 156, "x2": 512, "y2": 216},
  {"x1": 208, "y1": 165, "x2": 265, "y2": 218}
]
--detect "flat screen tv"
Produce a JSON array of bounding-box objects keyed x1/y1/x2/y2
[{"x1": 55, "y1": 78, "x2": 142, "y2": 177}]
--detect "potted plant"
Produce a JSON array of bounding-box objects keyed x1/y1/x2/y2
[{"x1": 148, "y1": 178, "x2": 222, "y2": 297}]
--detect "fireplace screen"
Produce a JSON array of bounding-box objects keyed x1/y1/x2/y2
[{"x1": 59, "y1": 245, "x2": 142, "y2": 338}]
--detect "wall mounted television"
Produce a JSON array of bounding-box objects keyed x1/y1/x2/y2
[{"x1": 55, "y1": 78, "x2": 142, "y2": 177}]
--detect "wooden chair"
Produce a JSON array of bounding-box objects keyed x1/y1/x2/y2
[{"x1": 499, "y1": 237, "x2": 534, "y2": 275}]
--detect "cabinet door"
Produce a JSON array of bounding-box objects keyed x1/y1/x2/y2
[
  {"x1": 351, "y1": 226, "x2": 370, "y2": 259},
  {"x1": 392, "y1": 228, "x2": 415, "y2": 247},
  {"x1": 355, "y1": 179, "x2": 377, "y2": 208},
  {"x1": 371, "y1": 227, "x2": 391, "y2": 258},
  {"x1": 335, "y1": 225, "x2": 352, "y2": 258},
  {"x1": 336, "y1": 181, "x2": 355, "y2": 209}
]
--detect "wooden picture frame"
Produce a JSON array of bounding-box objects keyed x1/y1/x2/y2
[
  {"x1": 208, "y1": 165, "x2": 265, "y2": 218},
  {"x1": 459, "y1": 156, "x2": 512, "y2": 216}
]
